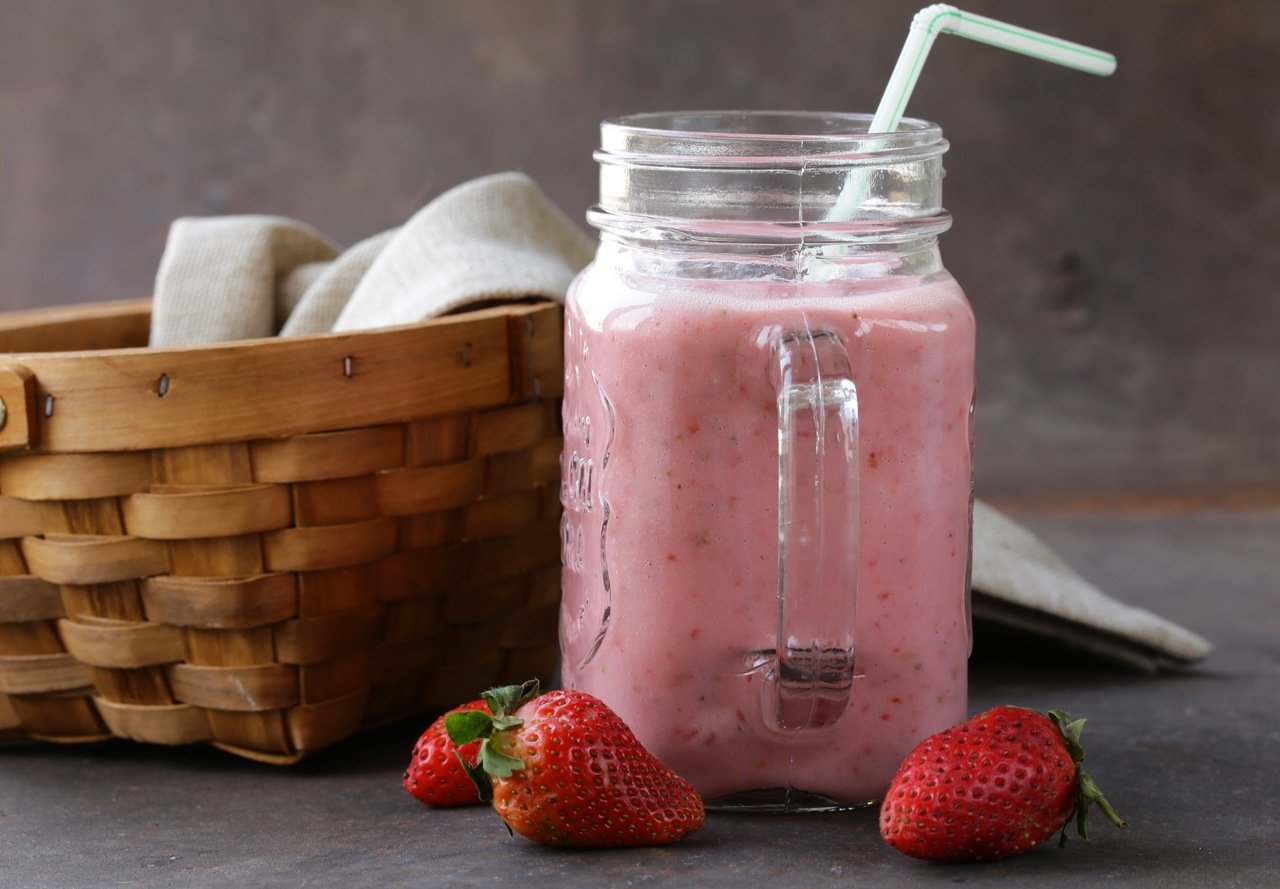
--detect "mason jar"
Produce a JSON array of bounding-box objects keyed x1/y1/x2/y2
[{"x1": 559, "y1": 111, "x2": 974, "y2": 810}]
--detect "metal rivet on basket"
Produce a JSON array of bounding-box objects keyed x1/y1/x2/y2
[
  {"x1": 43, "y1": 394, "x2": 54, "y2": 417},
  {"x1": 532, "y1": 375, "x2": 542, "y2": 397},
  {"x1": 342, "y1": 355, "x2": 354, "y2": 378},
  {"x1": 524, "y1": 316, "x2": 535, "y2": 336},
  {"x1": 157, "y1": 373, "x2": 170, "y2": 397},
  {"x1": 461, "y1": 344, "x2": 472, "y2": 367}
]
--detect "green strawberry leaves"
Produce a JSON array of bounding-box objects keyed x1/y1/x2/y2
[
  {"x1": 482, "y1": 679, "x2": 541, "y2": 720},
  {"x1": 445, "y1": 709, "x2": 493, "y2": 746},
  {"x1": 444, "y1": 679, "x2": 544, "y2": 804},
  {"x1": 457, "y1": 754, "x2": 494, "y2": 804},
  {"x1": 480, "y1": 745, "x2": 526, "y2": 778},
  {"x1": 1048, "y1": 709, "x2": 1087, "y2": 762},
  {"x1": 1046, "y1": 708, "x2": 1127, "y2": 847}
]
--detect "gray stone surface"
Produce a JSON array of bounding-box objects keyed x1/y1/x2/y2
[{"x1": 2, "y1": 509, "x2": 1276, "y2": 887}]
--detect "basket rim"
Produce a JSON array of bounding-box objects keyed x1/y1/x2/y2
[
  {"x1": 0, "y1": 297, "x2": 556, "y2": 360},
  {"x1": 0, "y1": 299, "x2": 563, "y2": 454}
]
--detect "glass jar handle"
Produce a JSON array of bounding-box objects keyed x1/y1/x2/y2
[{"x1": 765, "y1": 328, "x2": 859, "y2": 732}]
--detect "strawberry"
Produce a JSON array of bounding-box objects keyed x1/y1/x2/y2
[
  {"x1": 402, "y1": 699, "x2": 489, "y2": 807},
  {"x1": 880, "y1": 706, "x2": 1126, "y2": 861},
  {"x1": 445, "y1": 680, "x2": 705, "y2": 847}
]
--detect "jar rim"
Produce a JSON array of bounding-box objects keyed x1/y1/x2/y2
[{"x1": 599, "y1": 111, "x2": 946, "y2": 169}]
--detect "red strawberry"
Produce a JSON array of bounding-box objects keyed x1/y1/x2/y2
[
  {"x1": 880, "y1": 706, "x2": 1126, "y2": 861},
  {"x1": 403, "y1": 699, "x2": 490, "y2": 807},
  {"x1": 445, "y1": 680, "x2": 705, "y2": 847}
]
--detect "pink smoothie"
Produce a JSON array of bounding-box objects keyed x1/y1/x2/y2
[{"x1": 559, "y1": 255, "x2": 975, "y2": 804}]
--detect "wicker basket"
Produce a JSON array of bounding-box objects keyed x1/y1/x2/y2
[{"x1": 0, "y1": 298, "x2": 563, "y2": 763}]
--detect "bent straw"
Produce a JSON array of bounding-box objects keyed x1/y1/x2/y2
[
  {"x1": 828, "y1": 4, "x2": 1116, "y2": 220},
  {"x1": 870, "y1": 4, "x2": 1115, "y2": 134}
]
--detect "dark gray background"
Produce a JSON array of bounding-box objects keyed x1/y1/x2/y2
[{"x1": 0, "y1": 0, "x2": 1276, "y2": 501}]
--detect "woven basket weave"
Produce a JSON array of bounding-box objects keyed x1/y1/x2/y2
[{"x1": 0, "y1": 298, "x2": 563, "y2": 763}]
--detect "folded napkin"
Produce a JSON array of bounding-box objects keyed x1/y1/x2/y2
[
  {"x1": 147, "y1": 172, "x2": 1212, "y2": 673},
  {"x1": 972, "y1": 501, "x2": 1210, "y2": 672},
  {"x1": 149, "y1": 172, "x2": 595, "y2": 345}
]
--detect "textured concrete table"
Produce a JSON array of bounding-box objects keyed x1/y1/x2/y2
[{"x1": 3, "y1": 510, "x2": 1277, "y2": 888}]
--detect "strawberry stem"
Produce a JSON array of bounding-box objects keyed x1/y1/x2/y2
[{"x1": 1046, "y1": 709, "x2": 1128, "y2": 847}]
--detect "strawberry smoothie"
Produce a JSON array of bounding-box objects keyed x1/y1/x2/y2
[{"x1": 560, "y1": 247, "x2": 975, "y2": 805}]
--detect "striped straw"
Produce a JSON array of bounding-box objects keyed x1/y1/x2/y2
[
  {"x1": 870, "y1": 4, "x2": 1116, "y2": 134},
  {"x1": 829, "y1": 5, "x2": 1116, "y2": 220}
]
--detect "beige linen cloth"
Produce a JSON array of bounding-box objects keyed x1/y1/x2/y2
[
  {"x1": 148, "y1": 171, "x2": 1211, "y2": 673},
  {"x1": 150, "y1": 172, "x2": 596, "y2": 344}
]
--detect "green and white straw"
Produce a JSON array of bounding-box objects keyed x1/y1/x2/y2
[{"x1": 829, "y1": 4, "x2": 1116, "y2": 220}]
